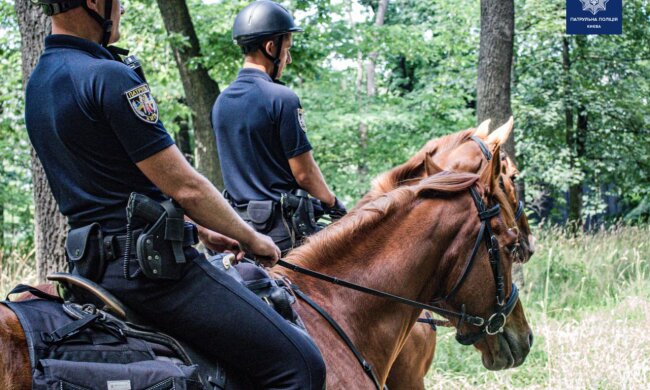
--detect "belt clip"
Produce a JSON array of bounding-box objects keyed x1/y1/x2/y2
[{"x1": 103, "y1": 235, "x2": 117, "y2": 261}]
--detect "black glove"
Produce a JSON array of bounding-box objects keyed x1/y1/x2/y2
[{"x1": 323, "y1": 197, "x2": 347, "y2": 221}]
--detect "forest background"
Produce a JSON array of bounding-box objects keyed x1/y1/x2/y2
[{"x1": 1, "y1": 0, "x2": 649, "y2": 388}]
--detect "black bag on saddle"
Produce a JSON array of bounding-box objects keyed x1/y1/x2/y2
[{"x1": 3, "y1": 286, "x2": 202, "y2": 390}]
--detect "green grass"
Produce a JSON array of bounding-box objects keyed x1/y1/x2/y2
[{"x1": 425, "y1": 224, "x2": 650, "y2": 389}]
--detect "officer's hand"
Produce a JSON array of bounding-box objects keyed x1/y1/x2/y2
[
  {"x1": 198, "y1": 227, "x2": 240, "y2": 253},
  {"x1": 243, "y1": 232, "x2": 280, "y2": 267},
  {"x1": 323, "y1": 197, "x2": 347, "y2": 221}
]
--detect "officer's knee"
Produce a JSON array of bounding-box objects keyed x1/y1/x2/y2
[{"x1": 299, "y1": 340, "x2": 326, "y2": 389}]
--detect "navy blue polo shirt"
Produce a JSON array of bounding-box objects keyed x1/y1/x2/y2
[
  {"x1": 211, "y1": 68, "x2": 312, "y2": 203},
  {"x1": 25, "y1": 35, "x2": 174, "y2": 233}
]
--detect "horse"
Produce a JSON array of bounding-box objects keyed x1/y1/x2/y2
[
  {"x1": 0, "y1": 140, "x2": 531, "y2": 389},
  {"x1": 364, "y1": 118, "x2": 535, "y2": 389}
]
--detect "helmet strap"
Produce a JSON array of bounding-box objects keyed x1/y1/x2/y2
[
  {"x1": 261, "y1": 35, "x2": 283, "y2": 80},
  {"x1": 81, "y1": 0, "x2": 113, "y2": 47}
]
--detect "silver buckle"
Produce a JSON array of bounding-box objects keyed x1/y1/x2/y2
[{"x1": 485, "y1": 312, "x2": 507, "y2": 335}]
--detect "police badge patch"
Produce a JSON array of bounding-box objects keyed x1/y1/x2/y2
[
  {"x1": 296, "y1": 108, "x2": 307, "y2": 132},
  {"x1": 125, "y1": 84, "x2": 159, "y2": 124}
]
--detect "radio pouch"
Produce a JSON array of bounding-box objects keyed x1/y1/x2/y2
[{"x1": 65, "y1": 223, "x2": 106, "y2": 282}]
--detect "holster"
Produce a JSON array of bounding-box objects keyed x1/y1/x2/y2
[
  {"x1": 65, "y1": 223, "x2": 107, "y2": 282},
  {"x1": 127, "y1": 193, "x2": 198, "y2": 280},
  {"x1": 281, "y1": 190, "x2": 319, "y2": 239}
]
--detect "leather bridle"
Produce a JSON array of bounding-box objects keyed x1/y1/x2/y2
[{"x1": 429, "y1": 185, "x2": 519, "y2": 345}]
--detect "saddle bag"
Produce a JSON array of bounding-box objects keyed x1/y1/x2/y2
[{"x1": 3, "y1": 288, "x2": 202, "y2": 390}]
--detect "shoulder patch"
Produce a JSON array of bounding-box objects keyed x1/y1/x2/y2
[
  {"x1": 296, "y1": 108, "x2": 307, "y2": 132},
  {"x1": 124, "y1": 84, "x2": 158, "y2": 124}
]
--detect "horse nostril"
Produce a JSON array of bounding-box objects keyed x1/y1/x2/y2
[
  {"x1": 528, "y1": 235, "x2": 536, "y2": 255},
  {"x1": 528, "y1": 332, "x2": 534, "y2": 348}
]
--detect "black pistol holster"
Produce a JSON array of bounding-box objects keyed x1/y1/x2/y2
[
  {"x1": 281, "y1": 189, "x2": 319, "y2": 239},
  {"x1": 127, "y1": 193, "x2": 197, "y2": 280}
]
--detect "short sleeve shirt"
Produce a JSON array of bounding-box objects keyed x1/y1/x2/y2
[
  {"x1": 25, "y1": 35, "x2": 174, "y2": 233},
  {"x1": 211, "y1": 68, "x2": 312, "y2": 203}
]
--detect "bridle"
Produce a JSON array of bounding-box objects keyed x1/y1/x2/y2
[{"x1": 429, "y1": 184, "x2": 519, "y2": 345}]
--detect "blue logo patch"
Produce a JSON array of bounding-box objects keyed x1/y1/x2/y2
[{"x1": 567, "y1": 0, "x2": 622, "y2": 35}]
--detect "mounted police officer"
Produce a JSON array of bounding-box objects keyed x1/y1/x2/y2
[
  {"x1": 25, "y1": 0, "x2": 326, "y2": 388},
  {"x1": 212, "y1": 0, "x2": 347, "y2": 254}
]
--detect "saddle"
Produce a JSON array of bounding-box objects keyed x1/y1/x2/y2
[{"x1": 6, "y1": 253, "x2": 304, "y2": 390}]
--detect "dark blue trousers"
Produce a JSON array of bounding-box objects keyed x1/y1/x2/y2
[{"x1": 100, "y1": 249, "x2": 326, "y2": 389}]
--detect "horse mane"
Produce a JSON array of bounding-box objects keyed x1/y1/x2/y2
[
  {"x1": 370, "y1": 129, "x2": 475, "y2": 194},
  {"x1": 288, "y1": 171, "x2": 480, "y2": 267}
]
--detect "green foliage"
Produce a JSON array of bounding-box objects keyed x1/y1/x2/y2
[
  {"x1": 0, "y1": 0, "x2": 33, "y2": 248},
  {"x1": 1, "y1": 0, "x2": 649, "y2": 245}
]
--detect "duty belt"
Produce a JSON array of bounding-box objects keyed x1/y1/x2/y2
[{"x1": 101, "y1": 224, "x2": 198, "y2": 262}]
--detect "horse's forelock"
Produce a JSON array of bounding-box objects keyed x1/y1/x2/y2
[{"x1": 370, "y1": 129, "x2": 476, "y2": 194}]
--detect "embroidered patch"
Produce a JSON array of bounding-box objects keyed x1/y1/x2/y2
[
  {"x1": 124, "y1": 84, "x2": 158, "y2": 124},
  {"x1": 296, "y1": 108, "x2": 307, "y2": 132}
]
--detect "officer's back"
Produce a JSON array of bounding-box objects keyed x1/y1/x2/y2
[{"x1": 213, "y1": 68, "x2": 309, "y2": 204}]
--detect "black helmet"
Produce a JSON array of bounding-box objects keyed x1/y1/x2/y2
[
  {"x1": 232, "y1": 1, "x2": 303, "y2": 46},
  {"x1": 31, "y1": 0, "x2": 115, "y2": 47}
]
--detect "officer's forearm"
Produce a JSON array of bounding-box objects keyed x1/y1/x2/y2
[
  {"x1": 136, "y1": 145, "x2": 257, "y2": 247},
  {"x1": 296, "y1": 173, "x2": 335, "y2": 207},
  {"x1": 289, "y1": 151, "x2": 336, "y2": 206}
]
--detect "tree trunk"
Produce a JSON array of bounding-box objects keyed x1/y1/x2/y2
[
  {"x1": 175, "y1": 114, "x2": 193, "y2": 164},
  {"x1": 562, "y1": 37, "x2": 582, "y2": 226},
  {"x1": 15, "y1": 2, "x2": 68, "y2": 281},
  {"x1": 477, "y1": 0, "x2": 523, "y2": 285},
  {"x1": 156, "y1": 0, "x2": 223, "y2": 188},
  {"x1": 366, "y1": 0, "x2": 388, "y2": 97},
  {"x1": 477, "y1": 0, "x2": 515, "y2": 157}
]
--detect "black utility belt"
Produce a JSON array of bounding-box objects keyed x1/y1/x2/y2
[{"x1": 66, "y1": 221, "x2": 198, "y2": 282}]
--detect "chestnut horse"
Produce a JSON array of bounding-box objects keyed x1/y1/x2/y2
[
  {"x1": 363, "y1": 118, "x2": 535, "y2": 389},
  {"x1": 275, "y1": 147, "x2": 531, "y2": 387},
  {"x1": 0, "y1": 149, "x2": 531, "y2": 389}
]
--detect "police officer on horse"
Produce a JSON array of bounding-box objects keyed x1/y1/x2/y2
[
  {"x1": 25, "y1": 0, "x2": 326, "y2": 388},
  {"x1": 212, "y1": 1, "x2": 347, "y2": 254}
]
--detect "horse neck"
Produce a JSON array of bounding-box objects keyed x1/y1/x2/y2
[{"x1": 284, "y1": 196, "x2": 469, "y2": 383}]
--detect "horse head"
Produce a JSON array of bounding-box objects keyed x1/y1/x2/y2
[{"x1": 426, "y1": 144, "x2": 532, "y2": 370}]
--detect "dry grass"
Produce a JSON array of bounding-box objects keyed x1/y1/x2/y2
[
  {"x1": 425, "y1": 296, "x2": 650, "y2": 389},
  {"x1": 424, "y1": 225, "x2": 650, "y2": 389},
  {"x1": 0, "y1": 246, "x2": 37, "y2": 298}
]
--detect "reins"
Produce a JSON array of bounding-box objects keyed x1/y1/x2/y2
[{"x1": 277, "y1": 259, "x2": 487, "y2": 327}]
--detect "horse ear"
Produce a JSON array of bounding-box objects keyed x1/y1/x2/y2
[
  {"x1": 480, "y1": 145, "x2": 502, "y2": 194},
  {"x1": 486, "y1": 117, "x2": 514, "y2": 146},
  {"x1": 473, "y1": 119, "x2": 491, "y2": 138}
]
